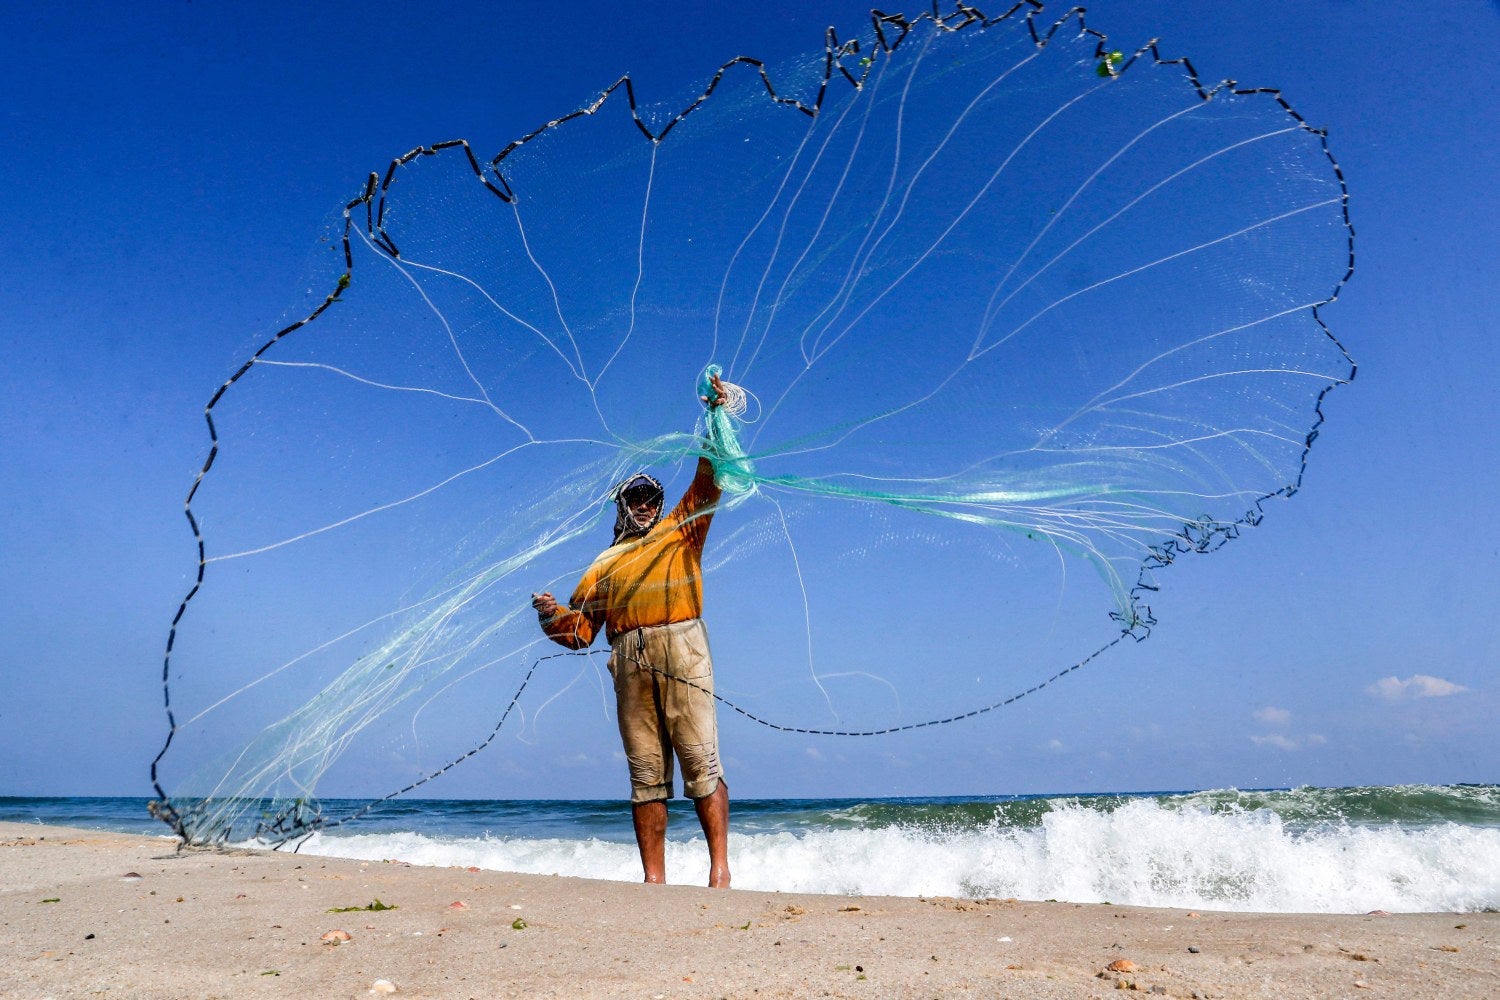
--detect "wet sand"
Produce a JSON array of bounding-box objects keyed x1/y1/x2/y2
[{"x1": 2, "y1": 822, "x2": 1495, "y2": 998}]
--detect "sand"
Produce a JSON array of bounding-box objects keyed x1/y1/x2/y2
[{"x1": 1, "y1": 822, "x2": 1494, "y2": 999}]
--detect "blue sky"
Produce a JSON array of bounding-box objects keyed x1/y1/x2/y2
[{"x1": 2, "y1": 1, "x2": 1496, "y2": 805}]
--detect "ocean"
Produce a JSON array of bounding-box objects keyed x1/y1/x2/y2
[{"x1": 5, "y1": 785, "x2": 1497, "y2": 914}]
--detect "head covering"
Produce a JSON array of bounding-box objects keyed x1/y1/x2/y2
[{"x1": 612, "y1": 473, "x2": 664, "y2": 542}]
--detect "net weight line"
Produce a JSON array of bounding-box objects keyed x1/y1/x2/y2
[
  {"x1": 604, "y1": 632, "x2": 1125, "y2": 736},
  {"x1": 200, "y1": 630, "x2": 1126, "y2": 850}
]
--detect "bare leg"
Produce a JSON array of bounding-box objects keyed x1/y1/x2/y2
[
  {"x1": 631, "y1": 800, "x2": 668, "y2": 884},
  {"x1": 693, "y1": 779, "x2": 731, "y2": 889}
]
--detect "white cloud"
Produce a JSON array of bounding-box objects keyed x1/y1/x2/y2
[
  {"x1": 1047, "y1": 739, "x2": 1065, "y2": 752},
  {"x1": 879, "y1": 752, "x2": 913, "y2": 770},
  {"x1": 804, "y1": 746, "x2": 825, "y2": 761},
  {"x1": 1249, "y1": 707, "x2": 1315, "y2": 750},
  {"x1": 556, "y1": 752, "x2": 596, "y2": 768},
  {"x1": 1366, "y1": 674, "x2": 1469, "y2": 701},
  {"x1": 1251, "y1": 732, "x2": 1326, "y2": 751}
]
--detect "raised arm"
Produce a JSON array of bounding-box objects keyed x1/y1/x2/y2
[{"x1": 670, "y1": 454, "x2": 723, "y2": 521}]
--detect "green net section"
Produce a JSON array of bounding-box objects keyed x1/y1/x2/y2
[{"x1": 699, "y1": 364, "x2": 757, "y2": 494}]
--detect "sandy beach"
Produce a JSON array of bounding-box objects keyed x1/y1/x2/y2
[{"x1": 1, "y1": 822, "x2": 1494, "y2": 999}]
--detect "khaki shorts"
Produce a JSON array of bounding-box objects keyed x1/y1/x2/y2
[{"x1": 608, "y1": 619, "x2": 723, "y2": 804}]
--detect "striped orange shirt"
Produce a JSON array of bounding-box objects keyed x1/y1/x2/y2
[{"x1": 543, "y1": 458, "x2": 721, "y2": 648}]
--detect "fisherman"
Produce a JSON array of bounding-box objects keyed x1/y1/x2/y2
[{"x1": 531, "y1": 372, "x2": 732, "y2": 888}]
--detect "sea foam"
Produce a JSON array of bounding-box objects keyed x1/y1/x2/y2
[{"x1": 298, "y1": 796, "x2": 1500, "y2": 912}]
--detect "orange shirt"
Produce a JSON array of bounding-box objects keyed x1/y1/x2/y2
[{"x1": 543, "y1": 458, "x2": 721, "y2": 649}]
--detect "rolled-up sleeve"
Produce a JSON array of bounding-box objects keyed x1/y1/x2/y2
[{"x1": 540, "y1": 568, "x2": 606, "y2": 649}]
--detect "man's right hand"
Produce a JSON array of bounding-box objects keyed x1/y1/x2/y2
[
  {"x1": 531, "y1": 591, "x2": 560, "y2": 618},
  {"x1": 700, "y1": 371, "x2": 727, "y2": 409}
]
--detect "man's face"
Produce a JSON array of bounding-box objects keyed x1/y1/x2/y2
[{"x1": 624, "y1": 489, "x2": 660, "y2": 528}]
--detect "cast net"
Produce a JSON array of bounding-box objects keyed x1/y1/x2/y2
[{"x1": 150, "y1": 3, "x2": 1353, "y2": 846}]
